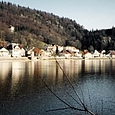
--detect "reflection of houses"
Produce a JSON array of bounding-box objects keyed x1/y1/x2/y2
[
  {"x1": 0, "y1": 47, "x2": 9, "y2": 57},
  {"x1": 11, "y1": 62, "x2": 25, "y2": 94},
  {"x1": 0, "y1": 62, "x2": 11, "y2": 80}
]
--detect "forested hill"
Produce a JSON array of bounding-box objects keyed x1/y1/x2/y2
[{"x1": 0, "y1": 1, "x2": 115, "y2": 51}]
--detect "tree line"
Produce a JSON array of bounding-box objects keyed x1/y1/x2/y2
[{"x1": 0, "y1": 1, "x2": 115, "y2": 52}]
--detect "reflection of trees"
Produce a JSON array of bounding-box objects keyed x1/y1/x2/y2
[
  {"x1": 38, "y1": 59, "x2": 96, "y2": 115},
  {"x1": 36, "y1": 60, "x2": 82, "y2": 85},
  {"x1": 1, "y1": 59, "x2": 115, "y2": 100},
  {"x1": 38, "y1": 61, "x2": 58, "y2": 83},
  {"x1": 11, "y1": 62, "x2": 26, "y2": 95},
  {"x1": 0, "y1": 62, "x2": 12, "y2": 100},
  {"x1": 62, "y1": 60, "x2": 82, "y2": 80},
  {"x1": 83, "y1": 60, "x2": 108, "y2": 74},
  {"x1": 84, "y1": 60, "x2": 101, "y2": 73},
  {"x1": 26, "y1": 61, "x2": 34, "y2": 78}
]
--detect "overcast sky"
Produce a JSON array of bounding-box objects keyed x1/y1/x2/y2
[{"x1": 3, "y1": 0, "x2": 115, "y2": 30}]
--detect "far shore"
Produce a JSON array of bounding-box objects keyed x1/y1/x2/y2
[
  {"x1": 0, "y1": 57, "x2": 30, "y2": 62},
  {"x1": 0, "y1": 56, "x2": 114, "y2": 62}
]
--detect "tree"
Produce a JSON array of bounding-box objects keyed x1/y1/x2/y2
[
  {"x1": 88, "y1": 45, "x2": 94, "y2": 53},
  {"x1": 75, "y1": 40, "x2": 82, "y2": 49}
]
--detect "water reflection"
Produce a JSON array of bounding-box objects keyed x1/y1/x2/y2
[
  {"x1": 0, "y1": 62, "x2": 11, "y2": 81},
  {"x1": 35, "y1": 60, "x2": 83, "y2": 85},
  {"x1": 81, "y1": 59, "x2": 115, "y2": 75},
  {"x1": 0, "y1": 60, "x2": 115, "y2": 93},
  {"x1": 11, "y1": 62, "x2": 26, "y2": 96},
  {"x1": 0, "y1": 59, "x2": 115, "y2": 115},
  {"x1": 0, "y1": 60, "x2": 115, "y2": 95}
]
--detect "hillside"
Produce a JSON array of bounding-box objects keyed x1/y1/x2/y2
[{"x1": 0, "y1": 1, "x2": 115, "y2": 51}]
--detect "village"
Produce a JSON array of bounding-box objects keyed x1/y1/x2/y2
[
  {"x1": 0, "y1": 25, "x2": 114, "y2": 60},
  {"x1": 0, "y1": 42, "x2": 115, "y2": 60}
]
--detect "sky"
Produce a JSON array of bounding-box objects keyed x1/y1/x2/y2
[{"x1": 2, "y1": 0, "x2": 115, "y2": 30}]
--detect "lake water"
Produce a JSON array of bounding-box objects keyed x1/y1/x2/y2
[{"x1": 0, "y1": 59, "x2": 115, "y2": 115}]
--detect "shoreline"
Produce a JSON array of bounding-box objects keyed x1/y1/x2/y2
[
  {"x1": 0, "y1": 56, "x2": 114, "y2": 62},
  {"x1": 0, "y1": 57, "x2": 30, "y2": 62}
]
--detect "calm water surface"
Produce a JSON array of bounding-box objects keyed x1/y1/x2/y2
[{"x1": 0, "y1": 59, "x2": 115, "y2": 115}]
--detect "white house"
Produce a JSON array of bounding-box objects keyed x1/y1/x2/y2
[
  {"x1": 0, "y1": 47, "x2": 9, "y2": 57},
  {"x1": 20, "y1": 48, "x2": 25, "y2": 57},
  {"x1": 58, "y1": 46, "x2": 64, "y2": 52},
  {"x1": 84, "y1": 52, "x2": 93, "y2": 59},
  {"x1": 7, "y1": 43, "x2": 25, "y2": 57},
  {"x1": 47, "y1": 44, "x2": 64, "y2": 53},
  {"x1": 47, "y1": 44, "x2": 56, "y2": 52},
  {"x1": 12, "y1": 45, "x2": 21, "y2": 57},
  {"x1": 93, "y1": 50, "x2": 100, "y2": 57},
  {"x1": 12, "y1": 45, "x2": 25, "y2": 57},
  {"x1": 9, "y1": 25, "x2": 15, "y2": 33}
]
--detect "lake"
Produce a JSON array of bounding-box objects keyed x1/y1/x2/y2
[{"x1": 0, "y1": 59, "x2": 115, "y2": 115}]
